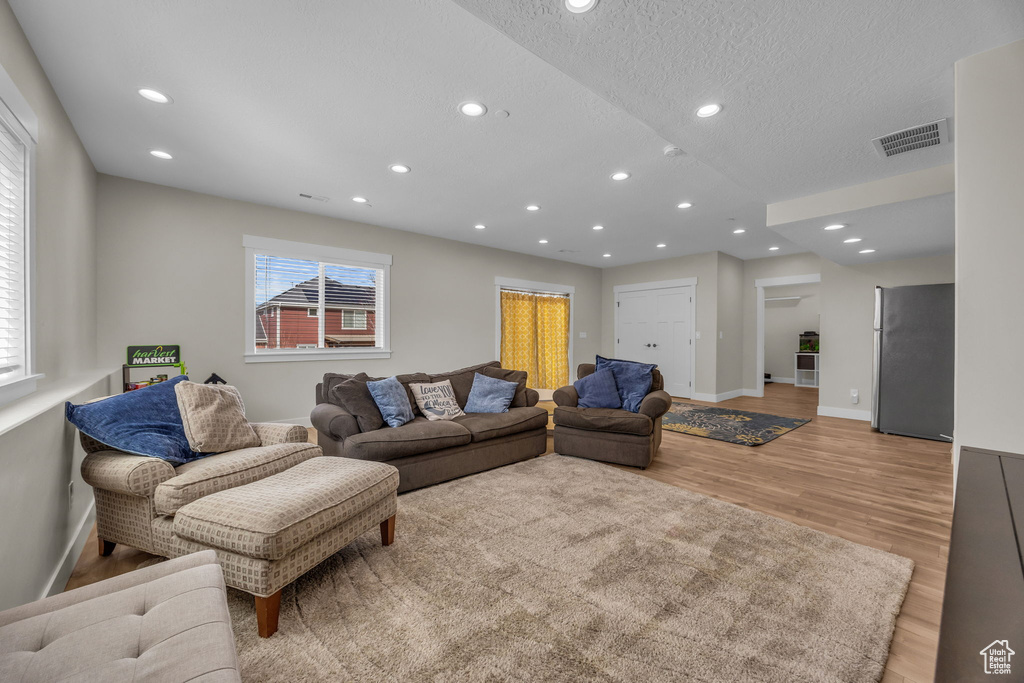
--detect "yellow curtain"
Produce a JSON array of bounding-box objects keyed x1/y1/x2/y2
[{"x1": 500, "y1": 290, "x2": 570, "y2": 390}]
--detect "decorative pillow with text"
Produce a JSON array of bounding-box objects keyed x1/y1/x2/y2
[{"x1": 409, "y1": 380, "x2": 466, "y2": 421}]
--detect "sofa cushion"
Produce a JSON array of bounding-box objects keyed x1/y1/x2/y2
[
  {"x1": 368, "y1": 376, "x2": 415, "y2": 428},
  {"x1": 154, "y1": 442, "x2": 321, "y2": 515},
  {"x1": 174, "y1": 458, "x2": 399, "y2": 560},
  {"x1": 0, "y1": 561, "x2": 239, "y2": 682},
  {"x1": 476, "y1": 366, "x2": 528, "y2": 407},
  {"x1": 553, "y1": 406, "x2": 654, "y2": 436},
  {"x1": 344, "y1": 417, "x2": 471, "y2": 461},
  {"x1": 429, "y1": 361, "x2": 501, "y2": 407},
  {"x1": 329, "y1": 374, "x2": 385, "y2": 432},
  {"x1": 574, "y1": 366, "x2": 621, "y2": 409},
  {"x1": 409, "y1": 380, "x2": 466, "y2": 421},
  {"x1": 595, "y1": 355, "x2": 656, "y2": 413},
  {"x1": 464, "y1": 372, "x2": 518, "y2": 413},
  {"x1": 452, "y1": 406, "x2": 549, "y2": 442},
  {"x1": 175, "y1": 381, "x2": 261, "y2": 453}
]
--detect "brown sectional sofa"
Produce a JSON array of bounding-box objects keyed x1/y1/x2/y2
[{"x1": 312, "y1": 361, "x2": 548, "y2": 492}]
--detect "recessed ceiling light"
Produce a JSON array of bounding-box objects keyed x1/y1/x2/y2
[
  {"x1": 565, "y1": 0, "x2": 598, "y2": 13},
  {"x1": 677, "y1": 202, "x2": 693, "y2": 209},
  {"x1": 352, "y1": 196, "x2": 368, "y2": 203},
  {"x1": 610, "y1": 171, "x2": 630, "y2": 181},
  {"x1": 859, "y1": 249, "x2": 876, "y2": 254},
  {"x1": 769, "y1": 246, "x2": 780, "y2": 251},
  {"x1": 474, "y1": 224, "x2": 486, "y2": 230},
  {"x1": 138, "y1": 88, "x2": 171, "y2": 104},
  {"x1": 656, "y1": 243, "x2": 667, "y2": 248},
  {"x1": 824, "y1": 224, "x2": 845, "y2": 231},
  {"x1": 696, "y1": 103, "x2": 722, "y2": 118},
  {"x1": 592, "y1": 225, "x2": 603, "y2": 231},
  {"x1": 389, "y1": 164, "x2": 410, "y2": 174},
  {"x1": 603, "y1": 253, "x2": 611, "y2": 258},
  {"x1": 458, "y1": 101, "x2": 487, "y2": 117},
  {"x1": 526, "y1": 204, "x2": 540, "y2": 211},
  {"x1": 538, "y1": 239, "x2": 548, "y2": 244},
  {"x1": 733, "y1": 228, "x2": 745, "y2": 234},
  {"x1": 844, "y1": 237, "x2": 862, "y2": 243},
  {"x1": 148, "y1": 150, "x2": 173, "y2": 160}
]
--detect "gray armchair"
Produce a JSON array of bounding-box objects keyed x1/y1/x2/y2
[{"x1": 552, "y1": 363, "x2": 672, "y2": 469}]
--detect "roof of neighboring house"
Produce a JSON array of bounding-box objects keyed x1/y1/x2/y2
[
  {"x1": 257, "y1": 277, "x2": 375, "y2": 311},
  {"x1": 255, "y1": 313, "x2": 267, "y2": 343}
]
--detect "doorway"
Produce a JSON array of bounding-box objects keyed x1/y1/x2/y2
[
  {"x1": 754, "y1": 273, "x2": 821, "y2": 398},
  {"x1": 614, "y1": 278, "x2": 696, "y2": 398}
]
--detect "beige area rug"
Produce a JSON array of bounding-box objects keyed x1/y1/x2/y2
[{"x1": 228, "y1": 456, "x2": 912, "y2": 682}]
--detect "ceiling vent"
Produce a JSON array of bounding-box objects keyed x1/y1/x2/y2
[
  {"x1": 872, "y1": 118, "x2": 949, "y2": 158},
  {"x1": 298, "y1": 193, "x2": 329, "y2": 202}
]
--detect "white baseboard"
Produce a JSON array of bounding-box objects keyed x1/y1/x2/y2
[
  {"x1": 275, "y1": 417, "x2": 312, "y2": 428},
  {"x1": 42, "y1": 500, "x2": 95, "y2": 599},
  {"x1": 766, "y1": 377, "x2": 795, "y2": 384},
  {"x1": 691, "y1": 389, "x2": 744, "y2": 403},
  {"x1": 742, "y1": 389, "x2": 763, "y2": 398},
  {"x1": 816, "y1": 405, "x2": 872, "y2": 422}
]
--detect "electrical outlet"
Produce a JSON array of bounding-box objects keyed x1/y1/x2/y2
[
  {"x1": 579, "y1": 331, "x2": 587, "y2": 339},
  {"x1": 850, "y1": 389, "x2": 859, "y2": 405},
  {"x1": 68, "y1": 481, "x2": 74, "y2": 507},
  {"x1": 695, "y1": 331, "x2": 701, "y2": 340}
]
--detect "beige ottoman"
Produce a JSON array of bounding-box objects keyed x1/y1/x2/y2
[{"x1": 170, "y1": 457, "x2": 399, "y2": 637}]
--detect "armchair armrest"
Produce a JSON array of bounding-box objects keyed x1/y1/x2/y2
[
  {"x1": 81, "y1": 451, "x2": 176, "y2": 498},
  {"x1": 553, "y1": 385, "x2": 579, "y2": 407},
  {"x1": 524, "y1": 388, "x2": 540, "y2": 407},
  {"x1": 310, "y1": 402, "x2": 361, "y2": 442},
  {"x1": 638, "y1": 390, "x2": 672, "y2": 420},
  {"x1": 250, "y1": 422, "x2": 308, "y2": 445}
]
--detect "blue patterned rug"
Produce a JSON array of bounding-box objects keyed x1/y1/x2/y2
[{"x1": 663, "y1": 403, "x2": 810, "y2": 446}]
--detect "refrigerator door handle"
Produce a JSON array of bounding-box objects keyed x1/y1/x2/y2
[{"x1": 871, "y1": 287, "x2": 883, "y2": 429}]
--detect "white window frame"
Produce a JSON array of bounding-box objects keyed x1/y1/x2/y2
[
  {"x1": 0, "y1": 64, "x2": 41, "y2": 407},
  {"x1": 494, "y1": 276, "x2": 574, "y2": 384},
  {"x1": 306, "y1": 307, "x2": 317, "y2": 318},
  {"x1": 244, "y1": 235, "x2": 391, "y2": 362},
  {"x1": 342, "y1": 309, "x2": 368, "y2": 330}
]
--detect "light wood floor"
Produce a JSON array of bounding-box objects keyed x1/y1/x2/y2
[{"x1": 66, "y1": 383, "x2": 952, "y2": 683}]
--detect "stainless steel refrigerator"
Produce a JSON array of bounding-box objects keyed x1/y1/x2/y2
[{"x1": 871, "y1": 283, "x2": 954, "y2": 441}]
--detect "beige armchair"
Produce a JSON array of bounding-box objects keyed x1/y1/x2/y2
[{"x1": 552, "y1": 363, "x2": 672, "y2": 469}]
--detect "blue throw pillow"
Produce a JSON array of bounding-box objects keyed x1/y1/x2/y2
[
  {"x1": 464, "y1": 372, "x2": 518, "y2": 413},
  {"x1": 65, "y1": 375, "x2": 208, "y2": 465},
  {"x1": 367, "y1": 376, "x2": 415, "y2": 427},
  {"x1": 575, "y1": 367, "x2": 621, "y2": 409},
  {"x1": 595, "y1": 355, "x2": 656, "y2": 413}
]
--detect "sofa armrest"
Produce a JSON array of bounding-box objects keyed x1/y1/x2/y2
[
  {"x1": 638, "y1": 390, "x2": 672, "y2": 419},
  {"x1": 250, "y1": 422, "x2": 309, "y2": 445},
  {"x1": 310, "y1": 402, "x2": 361, "y2": 442},
  {"x1": 553, "y1": 385, "x2": 579, "y2": 407},
  {"x1": 0, "y1": 551, "x2": 220, "y2": 628},
  {"x1": 524, "y1": 388, "x2": 540, "y2": 407},
  {"x1": 81, "y1": 451, "x2": 176, "y2": 498}
]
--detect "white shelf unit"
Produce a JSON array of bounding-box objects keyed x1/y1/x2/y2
[{"x1": 794, "y1": 352, "x2": 819, "y2": 387}]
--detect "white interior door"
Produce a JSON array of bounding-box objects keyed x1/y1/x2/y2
[{"x1": 616, "y1": 285, "x2": 693, "y2": 398}]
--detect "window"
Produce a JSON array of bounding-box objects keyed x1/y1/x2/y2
[
  {"x1": 0, "y1": 67, "x2": 39, "y2": 406},
  {"x1": 494, "y1": 277, "x2": 574, "y2": 390},
  {"x1": 244, "y1": 235, "x2": 391, "y2": 362},
  {"x1": 343, "y1": 309, "x2": 367, "y2": 330}
]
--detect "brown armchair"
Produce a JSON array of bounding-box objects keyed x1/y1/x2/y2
[{"x1": 552, "y1": 363, "x2": 672, "y2": 469}]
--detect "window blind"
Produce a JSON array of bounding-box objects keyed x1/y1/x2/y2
[
  {"x1": 0, "y1": 116, "x2": 27, "y2": 381},
  {"x1": 253, "y1": 253, "x2": 382, "y2": 351}
]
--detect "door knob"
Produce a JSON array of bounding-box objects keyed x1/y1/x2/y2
[
  {"x1": 652, "y1": 344, "x2": 658, "y2": 348},
  {"x1": 645, "y1": 344, "x2": 652, "y2": 347}
]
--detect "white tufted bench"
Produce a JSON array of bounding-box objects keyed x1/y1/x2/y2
[{"x1": 0, "y1": 551, "x2": 239, "y2": 682}]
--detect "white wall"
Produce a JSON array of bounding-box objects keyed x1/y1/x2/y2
[
  {"x1": 95, "y1": 175, "x2": 603, "y2": 422},
  {"x1": 600, "y1": 251, "x2": 719, "y2": 396},
  {"x1": 715, "y1": 253, "x2": 744, "y2": 396},
  {"x1": 0, "y1": 0, "x2": 103, "y2": 610},
  {"x1": 763, "y1": 283, "x2": 820, "y2": 381},
  {"x1": 954, "y1": 39, "x2": 1024, "y2": 474},
  {"x1": 818, "y1": 253, "x2": 954, "y2": 419}
]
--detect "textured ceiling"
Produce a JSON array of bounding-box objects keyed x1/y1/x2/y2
[
  {"x1": 10, "y1": 1, "x2": 1022, "y2": 267},
  {"x1": 449, "y1": 0, "x2": 1024, "y2": 202},
  {"x1": 770, "y1": 192, "x2": 954, "y2": 266}
]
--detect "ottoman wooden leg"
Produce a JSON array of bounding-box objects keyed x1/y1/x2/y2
[
  {"x1": 380, "y1": 514, "x2": 396, "y2": 546},
  {"x1": 98, "y1": 537, "x2": 116, "y2": 557},
  {"x1": 255, "y1": 591, "x2": 282, "y2": 638}
]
